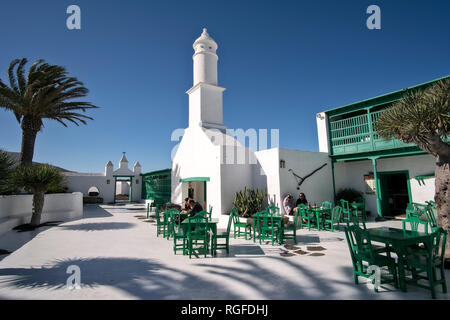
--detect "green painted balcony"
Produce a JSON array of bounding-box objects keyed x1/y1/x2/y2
[
  {"x1": 329, "y1": 109, "x2": 414, "y2": 156},
  {"x1": 325, "y1": 75, "x2": 450, "y2": 157}
]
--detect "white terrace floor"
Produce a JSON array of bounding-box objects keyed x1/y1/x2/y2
[{"x1": 0, "y1": 203, "x2": 448, "y2": 300}]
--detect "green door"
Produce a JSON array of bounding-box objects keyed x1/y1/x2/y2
[{"x1": 377, "y1": 171, "x2": 412, "y2": 217}]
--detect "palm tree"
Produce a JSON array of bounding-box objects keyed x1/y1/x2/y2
[
  {"x1": 0, "y1": 58, "x2": 98, "y2": 166},
  {"x1": 375, "y1": 77, "x2": 450, "y2": 259},
  {"x1": 12, "y1": 164, "x2": 65, "y2": 226}
]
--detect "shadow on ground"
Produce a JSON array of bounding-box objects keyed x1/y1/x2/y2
[
  {"x1": 57, "y1": 222, "x2": 136, "y2": 232},
  {"x1": 0, "y1": 255, "x2": 400, "y2": 299}
]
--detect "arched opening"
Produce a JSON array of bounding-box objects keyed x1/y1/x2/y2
[{"x1": 88, "y1": 186, "x2": 100, "y2": 197}]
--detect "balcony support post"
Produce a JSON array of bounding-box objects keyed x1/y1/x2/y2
[
  {"x1": 366, "y1": 108, "x2": 376, "y2": 151},
  {"x1": 371, "y1": 157, "x2": 385, "y2": 221}
]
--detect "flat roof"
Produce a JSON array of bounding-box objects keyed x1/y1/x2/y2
[{"x1": 324, "y1": 75, "x2": 450, "y2": 118}]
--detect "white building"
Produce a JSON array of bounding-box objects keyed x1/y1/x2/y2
[
  {"x1": 171, "y1": 29, "x2": 334, "y2": 220},
  {"x1": 65, "y1": 153, "x2": 142, "y2": 203},
  {"x1": 315, "y1": 75, "x2": 448, "y2": 219},
  {"x1": 171, "y1": 28, "x2": 444, "y2": 222}
]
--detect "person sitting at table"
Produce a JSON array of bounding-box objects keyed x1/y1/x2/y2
[
  {"x1": 295, "y1": 193, "x2": 308, "y2": 208},
  {"x1": 283, "y1": 194, "x2": 294, "y2": 216},
  {"x1": 182, "y1": 197, "x2": 191, "y2": 213},
  {"x1": 186, "y1": 199, "x2": 203, "y2": 217},
  {"x1": 294, "y1": 193, "x2": 308, "y2": 223}
]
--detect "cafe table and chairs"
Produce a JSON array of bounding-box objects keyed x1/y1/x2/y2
[
  {"x1": 344, "y1": 225, "x2": 399, "y2": 292},
  {"x1": 252, "y1": 210, "x2": 284, "y2": 245},
  {"x1": 308, "y1": 206, "x2": 332, "y2": 231},
  {"x1": 402, "y1": 227, "x2": 447, "y2": 299},
  {"x1": 366, "y1": 226, "x2": 434, "y2": 292},
  {"x1": 181, "y1": 216, "x2": 219, "y2": 257}
]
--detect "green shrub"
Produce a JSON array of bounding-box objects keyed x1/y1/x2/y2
[
  {"x1": 233, "y1": 187, "x2": 267, "y2": 218},
  {"x1": 336, "y1": 188, "x2": 363, "y2": 203}
]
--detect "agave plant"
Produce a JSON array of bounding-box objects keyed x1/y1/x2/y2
[{"x1": 233, "y1": 187, "x2": 268, "y2": 217}]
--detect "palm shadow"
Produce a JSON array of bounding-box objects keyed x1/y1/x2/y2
[{"x1": 0, "y1": 257, "x2": 242, "y2": 299}]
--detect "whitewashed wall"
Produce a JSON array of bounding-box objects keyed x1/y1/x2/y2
[
  {"x1": 172, "y1": 126, "x2": 223, "y2": 217},
  {"x1": 254, "y1": 148, "x2": 281, "y2": 206},
  {"x1": 334, "y1": 154, "x2": 436, "y2": 216},
  {"x1": 316, "y1": 112, "x2": 330, "y2": 153},
  {"x1": 65, "y1": 174, "x2": 115, "y2": 203},
  {"x1": 278, "y1": 149, "x2": 334, "y2": 214},
  {"x1": 0, "y1": 192, "x2": 83, "y2": 237}
]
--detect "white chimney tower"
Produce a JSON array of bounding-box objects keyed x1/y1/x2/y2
[{"x1": 187, "y1": 28, "x2": 226, "y2": 131}]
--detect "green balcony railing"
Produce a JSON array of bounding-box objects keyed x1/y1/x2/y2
[{"x1": 329, "y1": 110, "x2": 414, "y2": 156}]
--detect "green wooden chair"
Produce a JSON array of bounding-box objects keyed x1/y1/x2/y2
[
  {"x1": 280, "y1": 208, "x2": 299, "y2": 244},
  {"x1": 165, "y1": 208, "x2": 180, "y2": 240},
  {"x1": 403, "y1": 228, "x2": 447, "y2": 299},
  {"x1": 344, "y1": 225, "x2": 398, "y2": 292},
  {"x1": 425, "y1": 202, "x2": 438, "y2": 228},
  {"x1": 194, "y1": 210, "x2": 211, "y2": 221},
  {"x1": 339, "y1": 199, "x2": 352, "y2": 223},
  {"x1": 170, "y1": 211, "x2": 187, "y2": 255},
  {"x1": 402, "y1": 216, "x2": 429, "y2": 234},
  {"x1": 321, "y1": 201, "x2": 333, "y2": 209},
  {"x1": 353, "y1": 197, "x2": 366, "y2": 221},
  {"x1": 231, "y1": 207, "x2": 251, "y2": 240},
  {"x1": 259, "y1": 211, "x2": 278, "y2": 246},
  {"x1": 212, "y1": 211, "x2": 233, "y2": 255},
  {"x1": 208, "y1": 205, "x2": 213, "y2": 221},
  {"x1": 186, "y1": 215, "x2": 210, "y2": 259},
  {"x1": 266, "y1": 205, "x2": 281, "y2": 215},
  {"x1": 299, "y1": 205, "x2": 313, "y2": 230},
  {"x1": 155, "y1": 207, "x2": 165, "y2": 237},
  {"x1": 323, "y1": 206, "x2": 342, "y2": 232}
]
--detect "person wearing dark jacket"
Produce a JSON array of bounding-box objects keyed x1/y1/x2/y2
[
  {"x1": 295, "y1": 193, "x2": 308, "y2": 207},
  {"x1": 187, "y1": 199, "x2": 203, "y2": 217}
]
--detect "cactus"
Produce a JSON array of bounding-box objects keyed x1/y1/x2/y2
[{"x1": 233, "y1": 187, "x2": 268, "y2": 217}]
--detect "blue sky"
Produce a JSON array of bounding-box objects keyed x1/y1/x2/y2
[{"x1": 0, "y1": 0, "x2": 449, "y2": 173}]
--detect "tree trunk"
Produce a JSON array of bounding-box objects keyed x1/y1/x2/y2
[
  {"x1": 434, "y1": 161, "x2": 450, "y2": 260},
  {"x1": 30, "y1": 190, "x2": 45, "y2": 226},
  {"x1": 19, "y1": 116, "x2": 39, "y2": 167}
]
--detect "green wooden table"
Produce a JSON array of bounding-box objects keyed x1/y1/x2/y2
[
  {"x1": 252, "y1": 212, "x2": 285, "y2": 244},
  {"x1": 367, "y1": 227, "x2": 433, "y2": 292},
  {"x1": 308, "y1": 207, "x2": 331, "y2": 231},
  {"x1": 181, "y1": 218, "x2": 219, "y2": 255}
]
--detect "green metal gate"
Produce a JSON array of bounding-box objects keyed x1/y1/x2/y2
[{"x1": 141, "y1": 169, "x2": 171, "y2": 205}]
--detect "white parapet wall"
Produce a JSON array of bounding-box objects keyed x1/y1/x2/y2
[{"x1": 0, "y1": 192, "x2": 83, "y2": 237}]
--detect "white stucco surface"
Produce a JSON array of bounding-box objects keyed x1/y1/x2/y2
[
  {"x1": 0, "y1": 203, "x2": 447, "y2": 300},
  {"x1": 334, "y1": 154, "x2": 436, "y2": 216},
  {"x1": 0, "y1": 192, "x2": 83, "y2": 237},
  {"x1": 64, "y1": 155, "x2": 142, "y2": 203}
]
